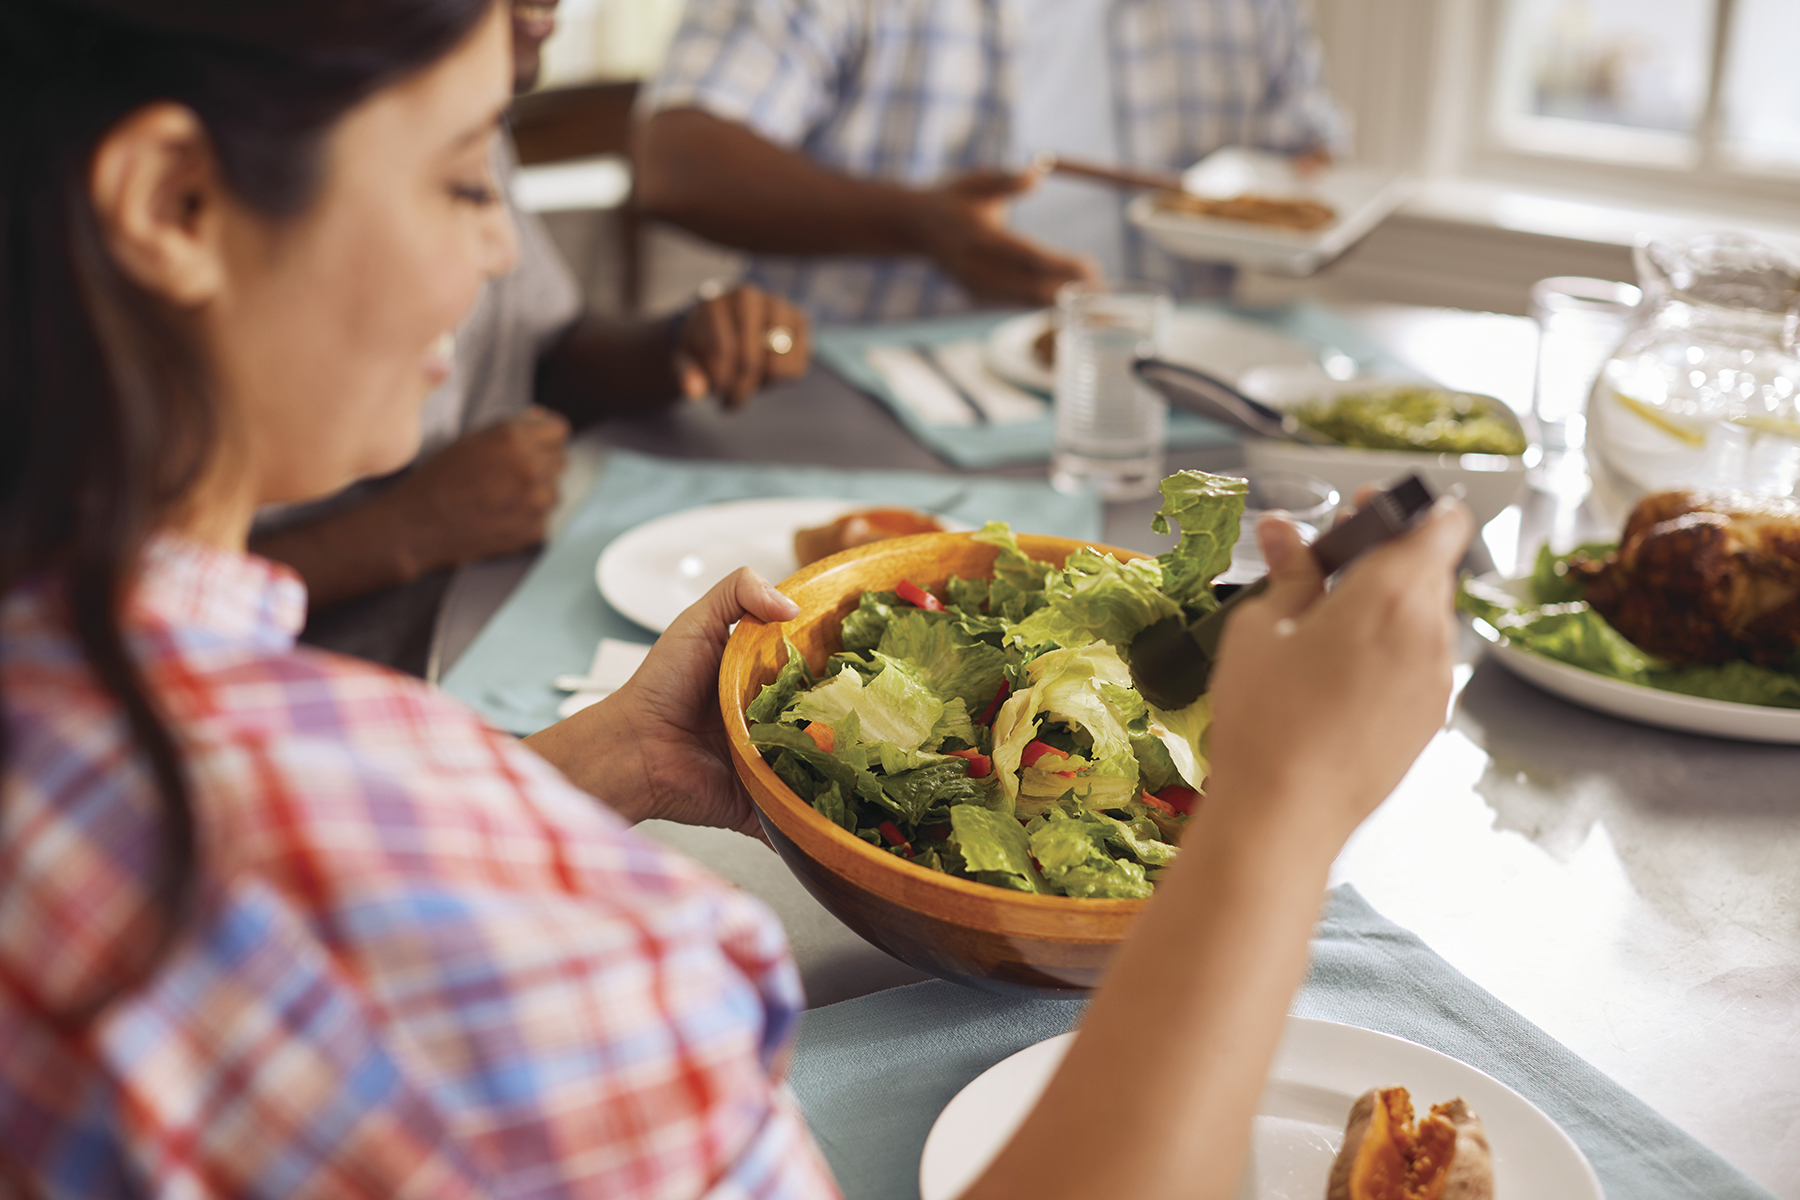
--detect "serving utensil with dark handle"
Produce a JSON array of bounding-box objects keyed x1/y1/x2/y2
[
  {"x1": 1128, "y1": 474, "x2": 1438, "y2": 711},
  {"x1": 1133, "y1": 358, "x2": 1336, "y2": 445}
]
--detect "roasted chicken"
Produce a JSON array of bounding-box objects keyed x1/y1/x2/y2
[{"x1": 1573, "y1": 489, "x2": 1800, "y2": 666}]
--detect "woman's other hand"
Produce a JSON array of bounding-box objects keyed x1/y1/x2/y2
[
  {"x1": 1204, "y1": 497, "x2": 1475, "y2": 850},
  {"x1": 389, "y1": 405, "x2": 570, "y2": 571},
  {"x1": 674, "y1": 284, "x2": 811, "y2": 408},
  {"x1": 524, "y1": 567, "x2": 799, "y2": 835}
]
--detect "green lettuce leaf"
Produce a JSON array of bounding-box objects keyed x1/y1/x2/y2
[
  {"x1": 928, "y1": 699, "x2": 980, "y2": 752},
  {"x1": 1028, "y1": 810, "x2": 1153, "y2": 899},
  {"x1": 827, "y1": 651, "x2": 882, "y2": 682},
  {"x1": 1151, "y1": 471, "x2": 1248, "y2": 609},
  {"x1": 746, "y1": 634, "x2": 813, "y2": 724},
  {"x1": 1146, "y1": 694, "x2": 1211, "y2": 792},
  {"x1": 873, "y1": 741, "x2": 951, "y2": 774},
  {"x1": 990, "y1": 643, "x2": 1142, "y2": 813},
  {"x1": 1007, "y1": 547, "x2": 1182, "y2": 652},
  {"x1": 1650, "y1": 660, "x2": 1800, "y2": 708},
  {"x1": 949, "y1": 804, "x2": 1047, "y2": 893},
  {"x1": 749, "y1": 722, "x2": 886, "y2": 820},
  {"x1": 840, "y1": 591, "x2": 904, "y2": 653},
  {"x1": 784, "y1": 659, "x2": 947, "y2": 750},
  {"x1": 1099, "y1": 681, "x2": 1185, "y2": 794},
  {"x1": 1494, "y1": 602, "x2": 1662, "y2": 681},
  {"x1": 973, "y1": 522, "x2": 1055, "y2": 622},
  {"x1": 1530, "y1": 541, "x2": 1618, "y2": 605},
  {"x1": 877, "y1": 610, "x2": 1013, "y2": 712},
  {"x1": 880, "y1": 759, "x2": 994, "y2": 823},
  {"x1": 1455, "y1": 575, "x2": 1520, "y2": 627},
  {"x1": 1091, "y1": 809, "x2": 1178, "y2": 867},
  {"x1": 945, "y1": 576, "x2": 991, "y2": 612}
]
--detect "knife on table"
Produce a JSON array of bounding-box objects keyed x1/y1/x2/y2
[{"x1": 1127, "y1": 474, "x2": 1439, "y2": 711}]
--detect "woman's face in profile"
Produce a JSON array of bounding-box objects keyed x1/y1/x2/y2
[{"x1": 197, "y1": 1, "x2": 519, "y2": 507}]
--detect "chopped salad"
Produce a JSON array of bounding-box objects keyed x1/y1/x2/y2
[{"x1": 745, "y1": 471, "x2": 1248, "y2": 899}]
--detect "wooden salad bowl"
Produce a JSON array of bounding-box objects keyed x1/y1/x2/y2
[{"x1": 719, "y1": 532, "x2": 1151, "y2": 995}]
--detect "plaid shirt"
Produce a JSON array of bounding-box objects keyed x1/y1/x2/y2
[
  {"x1": 0, "y1": 538, "x2": 838, "y2": 1200},
  {"x1": 643, "y1": 0, "x2": 1345, "y2": 323}
]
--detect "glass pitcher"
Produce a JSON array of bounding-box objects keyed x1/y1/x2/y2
[{"x1": 1586, "y1": 233, "x2": 1800, "y2": 508}]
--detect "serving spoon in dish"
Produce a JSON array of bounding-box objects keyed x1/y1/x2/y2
[{"x1": 1132, "y1": 357, "x2": 1336, "y2": 446}]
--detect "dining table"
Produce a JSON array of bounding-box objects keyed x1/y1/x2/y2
[{"x1": 429, "y1": 301, "x2": 1800, "y2": 1199}]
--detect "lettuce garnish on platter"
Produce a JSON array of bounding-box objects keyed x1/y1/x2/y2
[
  {"x1": 1458, "y1": 545, "x2": 1800, "y2": 709},
  {"x1": 746, "y1": 471, "x2": 1246, "y2": 899}
]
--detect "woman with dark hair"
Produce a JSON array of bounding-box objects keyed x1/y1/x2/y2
[{"x1": 0, "y1": 1, "x2": 1471, "y2": 1197}]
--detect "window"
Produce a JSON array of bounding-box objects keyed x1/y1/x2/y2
[
  {"x1": 1492, "y1": 0, "x2": 1715, "y2": 165},
  {"x1": 1718, "y1": 0, "x2": 1800, "y2": 172},
  {"x1": 535, "y1": 0, "x2": 686, "y2": 89},
  {"x1": 1470, "y1": 0, "x2": 1800, "y2": 209}
]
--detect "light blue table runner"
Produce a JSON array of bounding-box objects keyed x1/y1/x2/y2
[
  {"x1": 440, "y1": 450, "x2": 1102, "y2": 735},
  {"x1": 790, "y1": 885, "x2": 1774, "y2": 1200},
  {"x1": 812, "y1": 302, "x2": 1408, "y2": 470}
]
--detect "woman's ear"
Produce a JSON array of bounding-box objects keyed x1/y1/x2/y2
[{"x1": 88, "y1": 103, "x2": 228, "y2": 307}]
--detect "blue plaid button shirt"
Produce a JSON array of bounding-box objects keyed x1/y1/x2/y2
[{"x1": 643, "y1": 0, "x2": 1346, "y2": 323}]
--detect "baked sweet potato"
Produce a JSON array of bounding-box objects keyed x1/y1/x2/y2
[
  {"x1": 1326, "y1": 1087, "x2": 1493, "y2": 1200},
  {"x1": 793, "y1": 507, "x2": 946, "y2": 568}
]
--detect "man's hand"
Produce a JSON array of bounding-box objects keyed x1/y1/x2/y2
[
  {"x1": 673, "y1": 284, "x2": 811, "y2": 408},
  {"x1": 915, "y1": 169, "x2": 1098, "y2": 305},
  {"x1": 388, "y1": 405, "x2": 570, "y2": 576},
  {"x1": 524, "y1": 568, "x2": 801, "y2": 835}
]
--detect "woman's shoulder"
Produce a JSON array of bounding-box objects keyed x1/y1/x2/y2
[{"x1": 181, "y1": 642, "x2": 744, "y2": 909}]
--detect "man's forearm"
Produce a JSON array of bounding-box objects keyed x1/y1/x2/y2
[
  {"x1": 636, "y1": 108, "x2": 929, "y2": 256},
  {"x1": 536, "y1": 313, "x2": 681, "y2": 427},
  {"x1": 250, "y1": 491, "x2": 428, "y2": 609}
]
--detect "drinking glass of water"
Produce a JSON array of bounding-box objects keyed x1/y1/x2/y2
[
  {"x1": 1529, "y1": 276, "x2": 1641, "y2": 451},
  {"x1": 1051, "y1": 281, "x2": 1172, "y2": 500}
]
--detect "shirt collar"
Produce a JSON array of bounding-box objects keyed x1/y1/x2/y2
[{"x1": 133, "y1": 535, "x2": 308, "y2": 653}]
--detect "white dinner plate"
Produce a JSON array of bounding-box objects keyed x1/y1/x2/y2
[
  {"x1": 1471, "y1": 574, "x2": 1800, "y2": 744},
  {"x1": 1126, "y1": 147, "x2": 1413, "y2": 276},
  {"x1": 984, "y1": 307, "x2": 1322, "y2": 395},
  {"x1": 918, "y1": 1018, "x2": 1600, "y2": 1200},
  {"x1": 597, "y1": 498, "x2": 957, "y2": 634}
]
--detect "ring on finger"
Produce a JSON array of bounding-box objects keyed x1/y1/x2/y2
[{"x1": 764, "y1": 325, "x2": 795, "y2": 356}]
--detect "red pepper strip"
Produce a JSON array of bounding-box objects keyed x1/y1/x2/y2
[
  {"x1": 877, "y1": 820, "x2": 914, "y2": 856},
  {"x1": 1053, "y1": 771, "x2": 1078, "y2": 779},
  {"x1": 920, "y1": 824, "x2": 951, "y2": 842},
  {"x1": 1140, "y1": 790, "x2": 1178, "y2": 815},
  {"x1": 976, "y1": 681, "x2": 1011, "y2": 726},
  {"x1": 1020, "y1": 740, "x2": 1068, "y2": 769},
  {"x1": 946, "y1": 748, "x2": 991, "y2": 778},
  {"x1": 1141, "y1": 785, "x2": 1201, "y2": 816},
  {"x1": 895, "y1": 580, "x2": 945, "y2": 612},
  {"x1": 1153, "y1": 784, "x2": 1202, "y2": 815},
  {"x1": 804, "y1": 722, "x2": 834, "y2": 753}
]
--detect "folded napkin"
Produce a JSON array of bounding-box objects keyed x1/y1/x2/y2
[
  {"x1": 555, "y1": 638, "x2": 652, "y2": 718},
  {"x1": 439, "y1": 450, "x2": 1103, "y2": 735},
  {"x1": 788, "y1": 885, "x2": 1775, "y2": 1200},
  {"x1": 813, "y1": 301, "x2": 1404, "y2": 470}
]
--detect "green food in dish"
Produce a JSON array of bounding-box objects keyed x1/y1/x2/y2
[
  {"x1": 1457, "y1": 544, "x2": 1800, "y2": 709},
  {"x1": 747, "y1": 471, "x2": 1244, "y2": 899},
  {"x1": 1298, "y1": 386, "x2": 1527, "y2": 456}
]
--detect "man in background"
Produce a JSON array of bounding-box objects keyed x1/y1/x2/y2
[
  {"x1": 254, "y1": 0, "x2": 811, "y2": 674},
  {"x1": 636, "y1": 0, "x2": 1345, "y2": 325}
]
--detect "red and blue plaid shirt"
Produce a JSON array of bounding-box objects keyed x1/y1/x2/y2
[{"x1": 0, "y1": 538, "x2": 838, "y2": 1199}]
